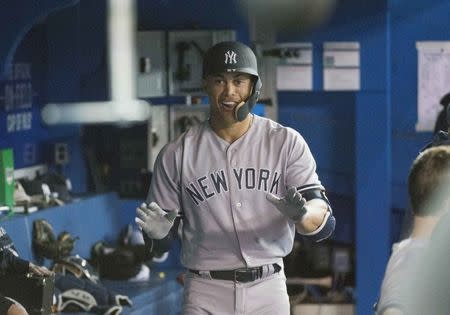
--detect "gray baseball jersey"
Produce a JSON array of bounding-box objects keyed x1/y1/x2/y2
[{"x1": 148, "y1": 114, "x2": 324, "y2": 270}]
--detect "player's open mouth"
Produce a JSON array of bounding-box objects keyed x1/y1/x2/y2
[{"x1": 221, "y1": 101, "x2": 236, "y2": 111}]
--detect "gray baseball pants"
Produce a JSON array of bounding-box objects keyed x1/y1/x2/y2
[{"x1": 182, "y1": 268, "x2": 290, "y2": 315}]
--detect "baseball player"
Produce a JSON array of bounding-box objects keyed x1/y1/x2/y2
[{"x1": 136, "y1": 41, "x2": 336, "y2": 314}]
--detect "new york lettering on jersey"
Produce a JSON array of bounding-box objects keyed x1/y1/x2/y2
[
  {"x1": 185, "y1": 168, "x2": 282, "y2": 205},
  {"x1": 152, "y1": 115, "x2": 323, "y2": 214}
]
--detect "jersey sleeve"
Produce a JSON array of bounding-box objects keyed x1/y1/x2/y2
[
  {"x1": 285, "y1": 129, "x2": 324, "y2": 193},
  {"x1": 146, "y1": 143, "x2": 182, "y2": 211}
]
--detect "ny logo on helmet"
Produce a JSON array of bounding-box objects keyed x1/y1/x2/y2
[{"x1": 224, "y1": 50, "x2": 237, "y2": 64}]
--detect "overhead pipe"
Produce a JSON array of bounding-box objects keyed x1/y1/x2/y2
[{"x1": 41, "y1": 0, "x2": 150, "y2": 125}]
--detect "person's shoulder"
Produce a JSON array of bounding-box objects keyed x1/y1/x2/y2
[
  {"x1": 254, "y1": 115, "x2": 283, "y2": 130},
  {"x1": 432, "y1": 209, "x2": 450, "y2": 241},
  {"x1": 393, "y1": 238, "x2": 428, "y2": 254},
  {"x1": 160, "y1": 121, "x2": 207, "y2": 156},
  {"x1": 379, "y1": 307, "x2": 404, "y2": 315},
  {"x1": 253, "y1": 116, "x2": 307, "y2": 150},
  {"x1": 254, "y1": 115, "x2": 301, "y2": 138},
  {"x1": 386, "y1": 238, "x2": 429, "y2": 276}
]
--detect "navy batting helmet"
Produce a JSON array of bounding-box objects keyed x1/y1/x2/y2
[{"x1": 202, "y1": 41, "x2": 262, "y2": 121}]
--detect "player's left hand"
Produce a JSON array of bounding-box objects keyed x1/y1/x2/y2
[
  {"x1": 28, "y1": 262, "x2": 54, "y2": 277},
  {"x1": 266, "y1": 186, "x2": 307, "y2": 223}
]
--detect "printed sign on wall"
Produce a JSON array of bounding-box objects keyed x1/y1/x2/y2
[
  {"x1": 323, "y1": 42, "x2": 360, "y2": 91},
  {"x1": 1, "y1": 63, "x2": 34, "y2": 133}
]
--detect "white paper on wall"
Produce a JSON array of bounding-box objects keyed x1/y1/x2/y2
[
  {"x1": 416, "y1": 41, "x2": 450, "y2": 132},
  {"x1": 323, "y1": 42, "x2": 360, "y2": 91},
  {"x1": 323, "y1": 50, "x2": 360, "y2": 67},
  {"x1": 324, "y1": 68, "x2": 360, "y2": 91},
  {"x1": 276, "y1": 65, "x2": 313, "y2": 91}
]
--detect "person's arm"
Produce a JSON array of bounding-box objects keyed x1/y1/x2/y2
[
  {"x1": 267, "y1": 187, "x2": 335, "y2": 242},
  {"x1": 5, "y1": 300, "x2": 28, "y2": 315},
  {"x1": 0, "y1": 250, "x2": 29, "y2": 276},
  {"x1": 136, "y1": 143, "x2": 183, "y2": 252},
  {"x1": 296, "y1": 199, "x2": 328, "y2": 232},
  {"x1": 142, "y1": 217, "x2": 180, "y2": 256},
  {"x1": 267, "y1": 129, "x2": 335, "y2": 241},
  {"x1": 295, "y1": 189, "x2": 335, "y2": 241},
  {"x1": 1, "y1": 249, "x2": 53, "y2": 278},
  {"x1": 433, "y1": 110, "x2": 447, "y2": 133}
]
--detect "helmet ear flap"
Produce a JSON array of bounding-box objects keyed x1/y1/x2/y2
[
  {"x1": 234, "y1": 101, "x2": 248, "y2": 121},
  {"x1": 234, "y1": 76, "x2": 262, "y2": 121},
  {"x1": 254, "y1": 76, "x2": 262, "y2": 99}
]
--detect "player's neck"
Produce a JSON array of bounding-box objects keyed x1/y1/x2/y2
[
  {"x1": 209, "y1": 114, "x2": 253, "y2": 143},
  {"x1": 411, "y1": 215, "x2": 439, "y2": 239}
]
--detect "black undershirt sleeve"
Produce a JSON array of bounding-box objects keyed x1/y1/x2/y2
[{"x1": 143, "y1": 218, "x2": 180, "y2": 256}]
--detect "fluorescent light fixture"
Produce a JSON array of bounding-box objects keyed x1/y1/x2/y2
[{"x1": 41, "y1": 100, "x2": 150, "y2": 124}]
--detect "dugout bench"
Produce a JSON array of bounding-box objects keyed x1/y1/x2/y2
[{"x1": 1, "y1": 192, "x2": 183, "y2": 315}]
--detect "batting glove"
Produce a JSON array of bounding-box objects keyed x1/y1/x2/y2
[
  {"x1": 266, "y1": 186, "x2": 307, "y2": 223},
  {"x1": 135, "y1": 202, "x2": 178, "y2": 240}
]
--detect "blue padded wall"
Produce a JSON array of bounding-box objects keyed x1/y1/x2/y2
[
  {"x1": 390, "y1": 0, "x2": 450, "y2": 209},
  {"x1": 0, "y1": 0, "x2": 249, "y2": 194},
  {"x1": 277, "y1": 0, "x2": 389, "y2": 196},
  {"x1": 0, "y1": 20, "x2": 87, "y2": 192},
  {"x1": 137, "y1": 0, "x2": 249, "y2": 41},
  {"x1": 276, "y1": 0, "x2": 450, "y2": 312},
  {"x1": 1, "y1": 193, "x2": 124, "y2": 261},
  {"x1": 277, "y1": 1, "x2": 391, "y2": 313},
  {"x1": 278, "y1": 92, "x2": 356, "y2": 196}
]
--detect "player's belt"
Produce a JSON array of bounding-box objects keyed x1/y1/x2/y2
[{"x1": 188, "y1": 263, "x2": 281, "y2": 283}]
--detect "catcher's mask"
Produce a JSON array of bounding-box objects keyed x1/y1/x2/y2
[
  {"x1": 202, "y1": 41, "x2": 262, "y2": 121},
  {"x1": 53, "y1": 255, "x2": 99, "y2": 283}
]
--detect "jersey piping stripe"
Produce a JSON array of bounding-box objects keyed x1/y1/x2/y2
[{"x1": 296, "y1": 184, "x2": 323, "y2": 193}]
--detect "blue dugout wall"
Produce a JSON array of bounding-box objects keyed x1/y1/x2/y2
[
  {"x1": 1, "y1": 0, "x2": 450, "y2": 314},
  {"x1": 0, "y1": 0, "x2": 248, "y2": 192},
  {"x1": 278, "y1": 3, "x2": 390, "y2": 313},
  {"x1": 277, "y1": 0, "x2": 450, "y2": 313}
]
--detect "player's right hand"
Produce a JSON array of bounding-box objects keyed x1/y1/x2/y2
[{"x1": 135, "y1": 202, "x2": 178, "y2": 240}]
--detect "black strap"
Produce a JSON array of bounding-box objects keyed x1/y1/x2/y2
[
  {"x1": 273, "y1": 263, "x2": 281, "y2": 273},
  {"x1": 189, "y1": 263, "x2": 280, "y2": 283}
]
